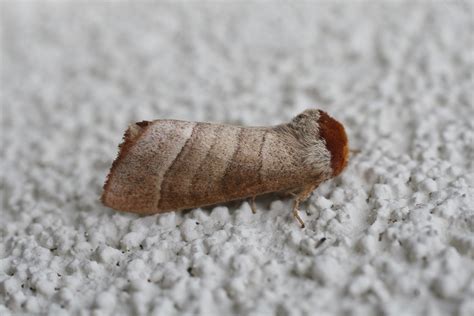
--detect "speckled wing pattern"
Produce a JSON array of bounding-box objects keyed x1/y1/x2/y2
[{"x1": 154, "y1": 121, "x2": 310, "y2": 211}]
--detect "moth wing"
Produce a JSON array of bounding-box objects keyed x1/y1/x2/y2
[{"x1": 190, "y1": 124, "x2": 303, "y2": 199}]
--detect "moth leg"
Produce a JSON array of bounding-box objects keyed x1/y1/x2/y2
[
  {"x1": 292, "y1": 199, "x2": 305, "y2": 228},
  {"x1": 249, "y1": 196, "x2": 257, "y2": 214},
  {"x1": 292, "y1": 185, "x2": 317, "y2": 229}
]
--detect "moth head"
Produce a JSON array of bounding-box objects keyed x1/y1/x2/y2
[{"x1": 317, "y1": 110, "x2": 349, "y2": 177}]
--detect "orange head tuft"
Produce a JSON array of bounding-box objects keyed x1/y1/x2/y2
[{"x1": 317, "y1": 110, "x2": 349, "y2": 177}]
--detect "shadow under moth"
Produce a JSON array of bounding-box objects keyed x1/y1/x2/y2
[{"x1": 101, "y1": 109, "x2": 349, "y2": 228}]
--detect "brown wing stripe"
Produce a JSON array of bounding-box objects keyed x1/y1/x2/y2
[
  {"x1": 157, "y1": 123, "x2": 198, "y2": 209},
  {"x1": 256, "y1": 130, "x2": 267, "y2": 184}
]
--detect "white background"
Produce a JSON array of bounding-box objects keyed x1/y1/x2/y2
[{"x1": 1, "y1": 1, "x2": 473, "y2": 315}]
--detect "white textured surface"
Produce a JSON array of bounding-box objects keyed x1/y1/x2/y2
[{"x1": 1, "y1": 1, "x2": 473, "y2": 315}]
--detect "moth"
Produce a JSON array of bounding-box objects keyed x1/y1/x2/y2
[{"x1": 101, "y1": 109, "x2": 349, "y2": 227}]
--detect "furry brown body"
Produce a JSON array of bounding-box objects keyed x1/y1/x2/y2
[{"x1": 102, "y1": 109, "x2": 349, "y2": 227}]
